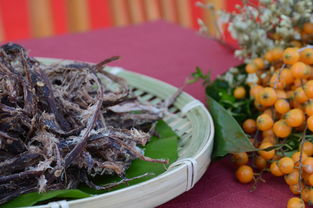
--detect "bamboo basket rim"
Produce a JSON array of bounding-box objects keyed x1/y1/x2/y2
[{"x1": 26, "y1": 57, "x2": 215, "y2": 208}]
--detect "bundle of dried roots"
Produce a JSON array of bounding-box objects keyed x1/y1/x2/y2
[{"x1": 0, "y1": 43, "x2": 178, "y2": 205}]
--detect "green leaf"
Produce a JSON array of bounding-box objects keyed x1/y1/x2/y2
[
  {"x1": 282, "y1": 150, "x2": 297, "y2": 158},
  {"x1": 1, "y1": 189, "x2": 90, "y2": 208},
  {"x1": 207, "y1": 96, "x2": 256, "y2": 159},
  {"x1": 126, "y1": 135, "x2": 178, "y2": 181},
  {"x1": 155, "y1": 120, "x2": 177, "y2": 138},
  {"x1": 2, "y1": 120, "x2": 178, "y2": 207},
  {"x1": 80, "y1": 135, "x2": 178, "y2": 195},
  {"x1": 187, "y1": 67, "x2": 211, "y2": 85}
]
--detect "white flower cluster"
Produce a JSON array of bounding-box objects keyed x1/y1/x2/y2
[
  {"x1": 213, "y1": 0, "x2": 313, "y2": 61},
  {"x1": 218, "y1": 67, "x2": 247, "y2": 89}
]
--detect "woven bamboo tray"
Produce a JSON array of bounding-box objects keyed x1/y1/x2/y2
[{"x1": 30, "y1": 58, "x2": 214, "y2": 208}]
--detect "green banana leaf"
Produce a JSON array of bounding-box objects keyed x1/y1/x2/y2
[{"x1": 1, "y1": 120, "x2": 178, "y2": 208}]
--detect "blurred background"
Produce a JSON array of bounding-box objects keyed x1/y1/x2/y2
[{"x1": 0, "y1": 0, "x2": 251, "y2": 42}]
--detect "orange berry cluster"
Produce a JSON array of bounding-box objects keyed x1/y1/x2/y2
[{"x1": 232, "y1": 23, "x2": 313, "y2": 208}]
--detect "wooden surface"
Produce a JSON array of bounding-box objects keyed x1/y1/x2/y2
[
  {"x1": 109, "y1": 0, "x2": 129, "y2": 26},
  {"x1": 29, "y1": 0, "x2": 54, "y2": 37},
  {"x1": 143, "y1": 0, "x2": 161, "y2": 21},
  {"x1": 176, "y1": 0, "x2": 193, "y2": 28},
  {"x1": 159, "y1": 0, "x2": 177, "y2": 23},
  {"x1": 0, "y1": 0, "x2": 241, "y2": 42},
  {"x1": 201, "y1": 0, "x2": 224, "y2": 37},
  {"x1": 66, "y1": 0, "x2": 90, "y2": 32},
  {"x1": 128, "y1": 0, "x2": 145, "y2": 24}
]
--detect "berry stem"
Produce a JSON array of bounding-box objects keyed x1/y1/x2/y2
[
  {"x1": 274, "y1": 64, "x2": 285, "y2": 89},
  {"x1": 298, "y1": 45, "x2": 313, "y2": 52},
  {"x1": 249, "y1": 169, "x2": 265, "y2": 192},
  {"x1": 250, "y1": 129, "x2": 259, "y2": 169},
  {"x1": 298, "y1": 125, "x2": 308, "y2": 195}
]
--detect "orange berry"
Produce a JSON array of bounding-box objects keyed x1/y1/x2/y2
[
  {"x1": 291, "y1": 62, "x2": 311, "y2": 79},
  {"x1": 303, "y1": 157, "x2": 313, "y2": 174},
  {"x1": 285, "y1": 108, "x2": 305, "y2": 127},
  {"x1": 293, "y1": 79, "x2": 303, "y2": 89},
  {"x1": 258, "y1": 87, "x2": 277, "y2": 107},
  {"x1": 308, "y1": 174, "x2": 313, "y2": 186},
  {"x1": 302, "y1": 141, "x2": 313, "y2": 156},
  {"x1": 276, "y1": 90, "x2": 288, "y2": 99},
  {"x1": 300, "y1": 48, "x2": 313, "y2": 65},
  {"x1": 254, "y1": 99, "x2": 265, "y2": 111},
  {"x1": 301, "y1": 187, "x2": 311, "y2": 203},
  {"x1": 274, "y1": 99, "x2": 290, "y2": 114},
  {"x1": 303, "y1": 171, "x2": 311, "y2": 185},
  {"x1": 289, "y1": 183, "x2": 302, "y2": 195},
  {"x1": 242, "y1": 119, "x2": 257, "y2": 134},
  {"x1": 253, "y1": 58, "x2": 265, "y2": 70},
  {"x1": 234, "y1": 86, "x2": 246, "y2": 99},
  {"x1": 258, "y1": 142, "x2": 275, "y2": 160},
  {"x1": 270, "y1": 72, "x2": 284, "y2": 89},
  {"x1": 262, "y1": 136, "x2": 277, "y2": 145},
  {"x1": 278, "y1": 157, "x2": 294, "y2": 174},
  {"x1": 254, "y1": 155, "x2": 267, "y2": 170},
  {"x1": 305, "y1": 100, "x2": 313, "y2": 116},
  {"x1": 273, "y1": 119, "x2": 292, "y2": 138},
  {"x1": 232, "y1": 152, "x2": 249, "y2": 166},
  {"x1": 304, "y1": 80, "x2": 313, "y2": 98},
  {"x1": 235, "y1": 165, "x2": 254, "y2": 184},
  {"x1": 271, "y1": 48, "x2": 284, "y2": 61},
  {"x1": 287, "y1": 197, "x2": 305, "y2": 208},
  {"x1": 307, "y1": 189, "x2": 313, "y2": 205},
  {"x1": 283, "y1": 48, "x2": 300, "y2": 65},
  {"x1": 265, "y1": 50, "x2": 274, "y2": 62},
  {"x1": 294, "y1": 87, "x2": 309, "y2": 104},
  {"x1": 308, "y1": 116, "x2": 313, "y2": 132},
  {"x1": 263, "y1": 108, "x2": 273, "y2": 117},
  {"x1": 292, "y1": 151, "x2": 308, "y2": 167},
  {"x1": 256, "y1": 114, "x2": 273, "y2": 131},
  {"x1": 250, "y1": 85, "x2": 263, "y2": 98},
  {"x1": 245, "y1": 63, "x2": 258, "y2": 74},
  {"x1": 280, "y1": 68, "x2": 294, "y2": 85},
  {"x1": 287, "y1": 90, "x2": 295, "y2": 99},
  {"x1": 263, "y1": 129, "x2": 275, "y2": 137},
  {"x1": 270, "y1": 161, "x2": 283, "y2": 176},
  {"x1": 284, "y1": 169, "x2": 299, "y2": 185},
  {"x1": 303, "y1": 22, "x2": 313, "y2": 34}
]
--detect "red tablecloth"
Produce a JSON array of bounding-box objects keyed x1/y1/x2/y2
[{"x1": 14, "y1": 21, "x2": 292, "y2": 208}]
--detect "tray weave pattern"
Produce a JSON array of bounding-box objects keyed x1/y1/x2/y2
[{"x1": 32, "y1": 59, "x2": 214, "y2": 208}]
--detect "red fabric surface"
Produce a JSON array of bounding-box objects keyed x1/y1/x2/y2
[
  {"x1": 12, "y1": 21, "x2": 291, "y2": 207},
  {"x1": 16, "y1": 21, "x2": 239, "y2": 103}
]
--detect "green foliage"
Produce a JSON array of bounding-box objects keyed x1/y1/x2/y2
[
  {"x1": 187, "y1": 66, "x2": 211, "y2": 86},
  {"x1": 2, "y1": 120, "x2": 178, "y2": 208},
  {"x1": 1, "y1": 190, "x2": 90, "y2": 208},
  {"x1": 207, "y1": 96, "x2": 256, "y2": 159},
  {"x1": 190, "y1": 65, "x2": 258, "y2": 159}
]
